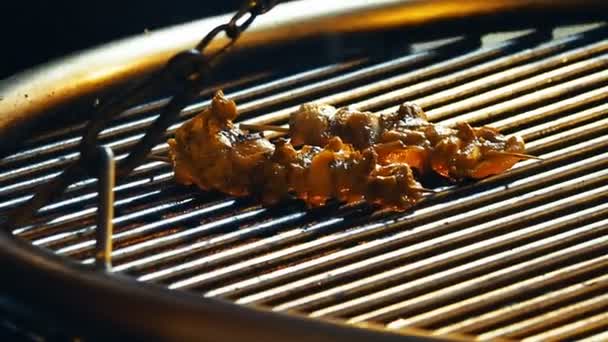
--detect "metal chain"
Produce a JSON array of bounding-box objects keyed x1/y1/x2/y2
[{"x1": 6, "y1": 0, "x2": 280, "y2": 229}]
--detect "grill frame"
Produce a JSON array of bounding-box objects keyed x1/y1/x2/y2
[{"x1": 1, "y1": 1, "x2": 608, "y2": 341}]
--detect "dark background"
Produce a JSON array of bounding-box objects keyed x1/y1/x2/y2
[
  {"x1": 2, "y1": 2, "x2": 605, "y2": 80},
  {"x1": 1, "y1": 1, "x2": 264, "y2": 79}
]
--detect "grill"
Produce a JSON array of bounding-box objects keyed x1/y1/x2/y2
[{"x1": 1, "y1": 1, "x2": 608, "y2": 341}]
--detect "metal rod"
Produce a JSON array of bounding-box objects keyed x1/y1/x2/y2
[
  {"x1": 239, "y1": 123, "x2": 290, "y2": 133},
  {"x1": 95, "y1": 146, "x2": 115, "y2": 271}
]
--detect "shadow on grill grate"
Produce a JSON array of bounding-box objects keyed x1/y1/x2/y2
[{"x1": 2, "y1": 22, "x2": 608, "y2": 341}]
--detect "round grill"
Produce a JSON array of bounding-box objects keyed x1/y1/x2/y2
[{"x1": 1, "y1": 1, "x2": 607, "y2": 341}]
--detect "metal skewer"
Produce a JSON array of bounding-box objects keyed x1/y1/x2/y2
[
  {"x1": 488, "y1": 151, "x2": 544, "y2": 160},
  {"x1": 240, "y1": 123, "x2": 290, "y2": 133}
]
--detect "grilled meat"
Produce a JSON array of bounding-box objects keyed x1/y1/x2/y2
[
  {"x1": 168, "y1": 90, "x2": 275, "y2": 197},
  {"x1": 169, "y1": 91, "x2": 426, "y2": 211},
  {"x1": 288, "y1": 102, "x2": 528, "y2": 180}
]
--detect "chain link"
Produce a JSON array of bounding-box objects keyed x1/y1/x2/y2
[{"x1": 6, "y1": 0, "x2": 280, "y2": 229}]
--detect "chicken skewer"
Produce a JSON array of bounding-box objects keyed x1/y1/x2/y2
[
  {"x1": 168, "y1": 91, "x2": 432, "y2": 211},
  {"x1": 241, "y1": 102, "x2": 540, "y2": 180}
]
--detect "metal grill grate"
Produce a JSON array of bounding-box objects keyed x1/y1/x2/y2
[{"x1": 2, "y1": 22, "x2": 608, "y2": 341}]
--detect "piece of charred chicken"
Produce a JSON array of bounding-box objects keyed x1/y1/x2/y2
[
  {"x1": 168, "y1": 90, "x2": 276, "y2": 197},
  {"x1": 258, "y1": 136, "x2": 425, "y2": 210}
]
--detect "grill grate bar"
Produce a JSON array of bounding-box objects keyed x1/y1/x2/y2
[
  {"x1": 5, "y1": 170, "x2": 164, "y2": 218},
  {"x1": 370, "y1": 42, "x2": 608, "y2": 117},
  {"x1": 437, "y1": 67, "x2": 608, "y2": 127},
  {"x1": 384, "y1": 220, "x2": 608, "y2": 329},
  {"x1": 492, "y1": 85, "x2": 608, "y2": 133},
  {"x1": 434, "y1": 273, "x2": 608, "y2": 336},
  {"x1": 250, "y1": 31, "x2": 576, "y2": 125},
  {"x1": 54, "y1": 199, "x2": 242, "y2": 256},
  {"x1": 28, "y1": 174, "x2": 173, "y2": 224},
  {"x1": 238, "y1": 175, "x2": 608, "y2": 315},
  {"x1": 0, "y1": 160, "x2": 172, "y2": 213},
  {"x1": 526, "y1": 116, "x2": 608, "y2": 155},
  {"x1": 140, "y1": 212, "x2": 364, "y2": 284},
  {"x1": 364, "y1": 233, "x2": 608, "y2": 325},
  {"x1": 578, "y1": 328, "x2": 608, "y2": 342},
  {"x1": 159, "y1": 158, "x2": 606, "y2": 289},
  {"x1": 30, "y1": 193, "x2": 196, "y2": 247},
  {"x1": 350, "y1": 36, "x2": 604, "y2": 114},
  {"x1": 426, "y1": 51, "x2": 608, "y2": 121},
  {"x1": 486, "y1": 299, "x2": 608, "y2": 341},
  {"x1": 110, "y1": 211, "x2": 307, "y2": 273},
  {"x1": 518, "y1": 101, "x2": 608, "y2": 141},
  {"x1": 76, "y1": 205, "x2": 268, "y2": 261},
  {"x1": 232, "y1": 45, "x2": 442, "y2": 115},
  {"x1": 229, "y1": 189, "x2": 608, "y2": 307},
  {"x1": 531, "y1": 312, "x2": 608, "y2": 342},
  {"x1": 415, "y1": 39, "x2": 608, "y2": 115}
]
